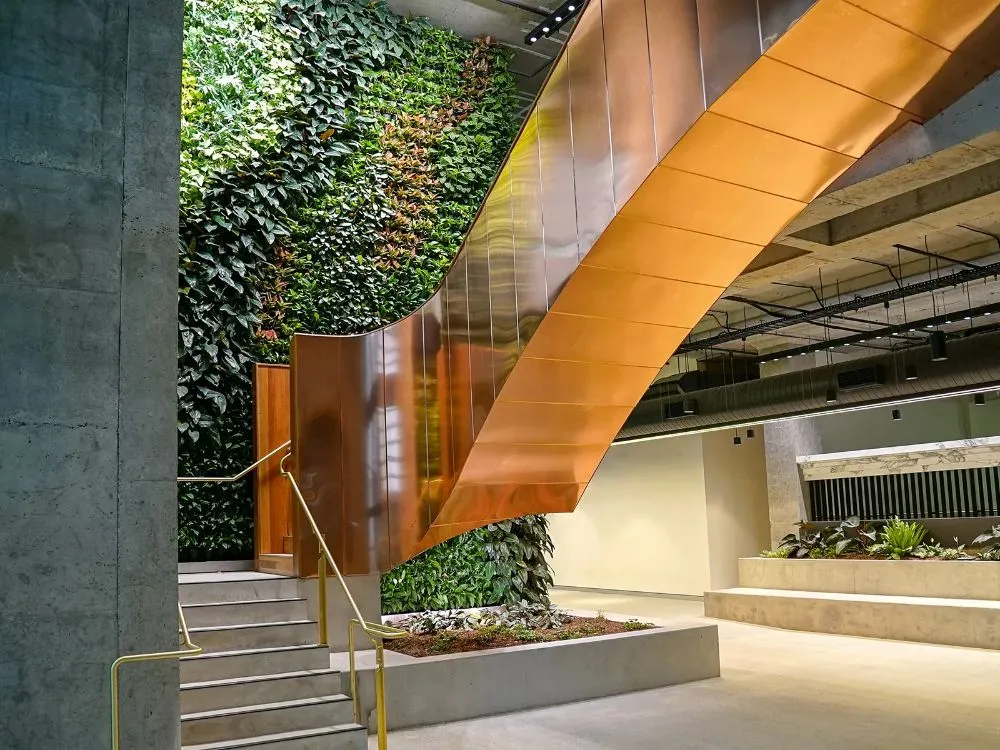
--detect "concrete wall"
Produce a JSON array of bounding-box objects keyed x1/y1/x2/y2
[
  {"x1": 549, "y1": 436, "x2": 712, "y2": 596},
  {"x1": 812, "y1": 396, "x2": 1000, "y2": 453},
  {"x1": 703, "y1": 431, "x2": 772, "y2": 589},
  {"x1": 549, "y1": 431, "x2": 771, "y2": 596},
  {"x1": 0, "y1": 2, "x2": 183, "y2": 748}
]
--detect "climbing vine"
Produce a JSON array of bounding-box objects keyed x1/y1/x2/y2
[{"x1": 178, "y1": 0, "x2": 553, "y2": 609}]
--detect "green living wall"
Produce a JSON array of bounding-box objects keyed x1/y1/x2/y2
[{"x1": 178, "y1": 0, "x2": 554, "y2": 611}]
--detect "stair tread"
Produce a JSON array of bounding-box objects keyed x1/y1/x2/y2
[
  {"x1": 189, "y1": 620, "x2": 316, "y2": 633},
  {"x1": 181, "y1": 724, "x2": 364, "y2": 750},
  {"x1": 182, "y1": 669, "x2": 341, "y2": 691},
  {"x1": 182, "y1": 694, "x2": 351, "y2": 721},
  {"x1": 712, "y1": 587, "x2": 1000, "y2": 608},
  {"x1": 183, "y1": 598, "x2": 308, "y2": 609},
  {"x1": 181, "y1": 644, "x2": 326, "y2": 661}
]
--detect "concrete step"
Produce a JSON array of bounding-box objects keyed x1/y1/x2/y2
[
  {"x1": 181, "y1": 725, "x2": 366, "y2": 750},
  {"x1": 705, "y1": 586, "x2": 1000, "y2": 649},
  {"x1": 181, "y1": 646, "x2": 330, "y2": 683},
  {"x1": 181, "y1": 670, "x2": 344, "y2": 714},
  {"x1": 180, "y1": 574, "x2": 299, "y2": 605},
  {"x1": 181, "y1": 695, "x2": 355, "y2": 745},
  {"x1": 184, "y1": 599, "x2": 309, "y2": 628},
  {"x1": 190, "y1": 621, "x2": 317, "y2": 653}
]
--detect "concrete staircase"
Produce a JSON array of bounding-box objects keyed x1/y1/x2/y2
[{"x1": 179, "y1": 572, "x2": 365, "y2": 750}]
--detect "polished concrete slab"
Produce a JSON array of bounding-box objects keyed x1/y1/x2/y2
[{"x1": 371, "y1": 588, "x2": 1000, "y2": 749}]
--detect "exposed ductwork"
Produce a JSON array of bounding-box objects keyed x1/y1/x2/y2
[{"x1": 618, "y1": 329, "x2": 1000, "y2": 441}]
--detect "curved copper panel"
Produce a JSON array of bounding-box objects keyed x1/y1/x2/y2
[{"x1": 290, "y1": 0, "x2": 1000, "y2": 574}]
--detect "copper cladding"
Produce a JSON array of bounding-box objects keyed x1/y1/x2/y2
[{"x1": 290, "y1": 0, "x2": 1000, "y2": 574}]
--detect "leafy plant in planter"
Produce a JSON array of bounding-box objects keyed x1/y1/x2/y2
[
  {"x1": 912, "y1": 539, "x2": 966, "y2": 560},
  {"x1": 869, "y1": 517, "x2": 928, "y2": 559},
  {"x1": 774, "y1": 516, "x2": 876, "y2": 558},
  {"x1": 972, "y1": 524, "x2": 1000, "y2": 560}
]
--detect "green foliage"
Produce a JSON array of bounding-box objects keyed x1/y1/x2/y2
[
  {"x1": 623, "y1": 619, "x2": 654, "y2": 632},
  {"x1": 760, "y1": 546, "x2": 792, "y2": 559},
  {"x1": 177, "y1": 1, "x2": 532, "y2": 572},
  {"x1": 871, "y1": 517, "x2": 929, "y2": 559},
  {"x1": 912, "y1": 540, "x2": 966, "y2": 560},
  {"x1": 776, "y1": 516, "x2": 876, "y2": 559},
  {"x1": 380, "y1": 529, "x2": 495, "y2": 615},
  {"x1": 484, "y1": 515, "x2": 556, "y2": 606},
  {"x1": 972, "y1": 524, "x2": 1000, "y2": 560}
]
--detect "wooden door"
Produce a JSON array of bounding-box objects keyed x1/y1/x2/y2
[{"x1": 253, "y1": 364, "x2": 294, "y2": 574}]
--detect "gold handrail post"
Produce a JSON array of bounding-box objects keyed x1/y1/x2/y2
[
  {"x1": 318, "y1": 536, "x2": 329, "y2": 647},
  {"x1": 374, "y1": 639, "x2": 389, "y2": 750},
  {"x1": 348, "y1": 619, "x2": 362, "y2": 725},
  {"x1": 280, "y1": 452, "x2": 406, "y2": 748},
  {"x1": 111, "y1": 603, "x2": 202, "y2": 750}
]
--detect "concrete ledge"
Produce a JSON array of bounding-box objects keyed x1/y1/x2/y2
[
  {"x1": 335, "y1": 620, "x2": 720, "y2": 731},
  {"x1": 739, "y1": 557, "x2": 1000, "y2": 600},
  {"x1": 705, "y1": 587, "x2": 1000, "y2": 649}
]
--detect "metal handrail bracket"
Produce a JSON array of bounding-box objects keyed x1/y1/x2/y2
[
  {"x1": 111, "y1": 603, "x2": 202, "y2": 750},
  {"x1": 279, "y1": 452, "x2": 406, "y2": 750}
]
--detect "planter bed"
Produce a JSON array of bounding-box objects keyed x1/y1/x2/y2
[
  {"x1": 335, "y1": 615, "x2": 719, "y2": 732},
  {"x1": 739, "y1": 556, "x2": 1000, "y2": 600},
  {"x1": 705, "y1": 557, "x2": 1000, "y2": 649},
  {"x1": 385, "y1": 614, "x2": 652, "y2": 657}
]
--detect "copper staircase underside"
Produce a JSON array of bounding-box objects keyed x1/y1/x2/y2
[{"x1": 288, "y1": 0, "x2": 1000, "y2": 575}]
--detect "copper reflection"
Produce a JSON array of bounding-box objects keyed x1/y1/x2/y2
[{"x1": 289, "y1": 0, "x2": 1000, "y2": 574}]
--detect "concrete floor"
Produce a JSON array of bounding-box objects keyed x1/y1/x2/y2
[{"x1": 372, "y1": 588, "x2": 1000, "y2": 749}]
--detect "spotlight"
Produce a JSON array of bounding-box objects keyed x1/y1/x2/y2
[
  {"x1": 930, "y1": 330, "x2": 948, "y2": 362},
  {"x1": 964, "y1": 315, "x2": 972, "y2": 321},
  {"x1": 975, "y1": 393, "x2": 987, "y2": 406},
  {"x1": 986, "y1": 311, "x2": 993, "y2": 316},
  {"x1": 892, "y1": 408, "x2": 902, "y2": 421},
  {"x1": 825, "y1": 387, "x2": 838, "y2": 404},
  {"x1": 905, "y1": 364, "x2": 918, "y2": 381},
  {"x1": 682, "y1": 397, "x2": 697, "y2": 415},
  {"x1": 525, "y1": 0, "x2": 587, "y2": 45},
  {"x1": 746, "y1": 427, "x2": 756, "y2": 439},
  {"x1": 733, "y1": 435, "x2": 742, "y2": 446}
]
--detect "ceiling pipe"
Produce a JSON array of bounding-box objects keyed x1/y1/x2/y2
[
  {"x1": 679, "y1": 257, "x2": 1000, "y2": 352},
  {"x1": 618, "y1": 329, "x2": 1000, "y2": 442}
]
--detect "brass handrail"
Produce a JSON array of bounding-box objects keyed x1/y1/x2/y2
[
  {"x1": 111, "y1": 603, "x2": 202, "y2": 750},
  {"x1": 279, "y1": 452, "x2": 406, "y2": 750},
  {"x1": 177, "y1": 439, "x2": 291, "y2": 483}
]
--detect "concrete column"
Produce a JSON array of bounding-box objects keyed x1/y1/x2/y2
[
  {"x1": 763, "y1": 420, "x2": 823, "y2": 546},
  {"x1": 0, "y1": 1, "x2": 183, "y2": 748}
]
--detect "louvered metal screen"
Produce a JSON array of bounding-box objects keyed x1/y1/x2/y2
[{"x1": 808, "y1": 467, "x2": 1000, "y2": 522}]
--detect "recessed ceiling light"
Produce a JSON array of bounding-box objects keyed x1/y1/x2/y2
[
  {"x1": 529, "y1": 36, "x2": 537, "y2": 42},
  {"x1": 568, "y1": 4, "x2": 575, "y2": 9},
  {"x1": 964, "y1": 315, "x2": 972, "y2": 320},
  {"x1": 555, "y1": 16, "x2": 562, "y2": 21},
  {"x1": 543, "y1": 26, "x2": 550, "y2": 32},
  {"x1": 985, "y1": 311, "x2": 993, "y2": 316}
]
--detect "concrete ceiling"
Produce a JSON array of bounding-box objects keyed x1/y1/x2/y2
[
  {"x1": 679, "y1": 70, "x2": 1000, "y2": 372},
  {"x1": 386, "y1": 0, "x2": 573, "y2": 117}
]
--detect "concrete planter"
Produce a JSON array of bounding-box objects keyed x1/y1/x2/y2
[
  {"x1": 738, "y1": 557, "x2": 1000, "y2": 600},
  {"x1": 706, "y1": 557, "x2": 1000, "y2": 649},
  {"x1": 336, "y1": 620, "x2": 719, "y2": 732}
]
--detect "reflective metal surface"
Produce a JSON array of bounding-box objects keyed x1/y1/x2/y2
[{"x1": 290, "y1": 0, "x2": 1000, "y2": 573}]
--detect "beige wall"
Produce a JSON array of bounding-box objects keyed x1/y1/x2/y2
[
  {"x1": 549, "y1": 431, "x2": 770, "y2": 596},
  {"x1": 548, "y1": 435, "x2": 711, "y2": 596},
  {"x1": 703, "y1": 431, "x2": 772, "y2": 589}
]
